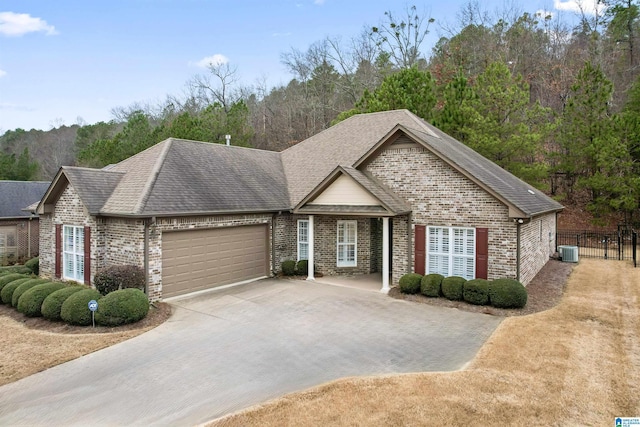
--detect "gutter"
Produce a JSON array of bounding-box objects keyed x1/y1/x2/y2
[{"x1": 94, "y1": 208, "x2": 290, "y2": 219}]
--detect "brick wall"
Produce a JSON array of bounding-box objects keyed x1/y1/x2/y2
[
  {"x1": 519, "y1": 212, "x2": 556, "y2": 285},
  {"x1": 366, "y1": 145, "x2": 519, "y2": 282},
  {"x1": 39, "y1": 184, "x2": 99, "y2": 283}
]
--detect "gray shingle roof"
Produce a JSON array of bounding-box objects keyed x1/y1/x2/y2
[
  {"x1": 0, "y1": 181, "x2": 50, "y2": 218},
  {"x1": 62, "y1": 167, "x2": 124, "y2": 214},
  {"x1": 81, "y1": 138, "x2": 290, "y2": 216},
  {"x1": 136, "y1": 139, "x2": 290, "y2": 215},
  {"x1": 282, "y1": 109, "x2": 562, "y2": 217}
]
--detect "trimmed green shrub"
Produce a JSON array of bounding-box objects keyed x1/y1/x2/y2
[
  {"x1": 489, "y1": 278, "x2": 528, "y2": 308},
  {"x1": 463, "y1": 279, "x2": 490, "y2": 305},
  {"x1": 12, "y1": 278, "x2": 49, "y2": 307},
  {"x1": 399, "y1": 273, "x2": 423, "y2": 294},
  {"x1": 1, "y1": 278, "x2": 32, "y2": 304},
  {"x1": 420, "y1": 274, "x2": 444, "y2": 297},
  {"x1": 25, "y1": 257, "x2": 39, "y2": 275},
  {"x1": 0, "y1": 273, "x2": 28, "y2": 293},
  {"x1": 441, "y1": 276, "x2": 466, "y2": 300},
  {"x1": 0, "y1": 265, "x2": 31, "y2": 275},
  {"x1": 42, "y1": 286, "x2": 85, "y2": 321},
  {"x1": 17, "y1": 282, "x2": 67, "y2": 317},
  {"x1": 281, "y1": 260, "x2": 296, "y2": 276},
  {"x1": 95, "y1": 288, "x2": 150, "y2": 326},
  {"x1": 60, "y1": 289, "x2": 102, "y2": 326},
  {"x1": 295, "y1": 260, "x2": 308, "y2": 275},
  {"x1": 93, "y1": 265, "x2": 145, "y2": 296}
]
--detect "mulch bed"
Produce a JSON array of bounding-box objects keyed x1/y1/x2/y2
[
  {"x1": 388, "y1": 260, "x2": 574, "y2": 317},
  {"x1": 0, "y1": 302, "x2": 172, "y2": 334}
]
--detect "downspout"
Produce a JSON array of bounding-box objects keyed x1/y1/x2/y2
[
  {"x1": 27, "y1": 217, "x2": 32, "y2": 258},
  {"x1": 143, "y1": 218, "x2": 150, "y2": 295},
  {"x1": 553, "y1": 211, "x2": 558, "y2": 253},
  {"x1": 516, "y1": 222, "x2": 521, "y2": 281},
  {"x1": 271, "y1": 213, "x2": 278, "y2": 276},
  {"x1": 406, "y1": 212, "x2": 413, "y2": 275}
]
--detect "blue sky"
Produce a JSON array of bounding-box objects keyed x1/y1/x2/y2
[{"x1": 0, "y1": 0, "x2": 601, "y2": 132}]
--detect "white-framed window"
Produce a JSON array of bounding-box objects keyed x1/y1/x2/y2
[
  {"x1": 427, "y1": 226, "x2": 475, "y2": 280},
  {"x1": 337, "y1": 220, "x2": 357, "y2": 267},
  {"x1": 63, "y1": 225, "x2": 84, "y2": 282},
  {"x1": 297, "y1": 219, "x2": 309, "y2": 261}
]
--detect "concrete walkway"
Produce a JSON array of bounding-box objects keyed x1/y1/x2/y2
[{"x1": 0, "y1": 279, "x2": 502, "y2": 426}]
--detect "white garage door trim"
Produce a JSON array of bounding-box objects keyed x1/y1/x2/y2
[{"x1": 162, "y1": 224, "x2": 269, "y2": 299}]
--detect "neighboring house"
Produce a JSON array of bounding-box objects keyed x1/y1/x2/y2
[
  {"x1": 37, "y1": 110, "x2": 563, "y2": 300},
  {"x1": 0, "y1": 180, "x2": 50, "y2": 264}
]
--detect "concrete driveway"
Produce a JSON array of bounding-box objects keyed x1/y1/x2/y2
[{"x1": 0, "y1": 279, "x2": 502, "y2": 426}]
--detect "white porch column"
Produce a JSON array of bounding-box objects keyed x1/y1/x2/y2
[
  {"x1": 307, "y1": 215, "x2": 315, "y2": 281},
  {"x1": 381, "y1": 216, "x2": 390, "y2": 293}
]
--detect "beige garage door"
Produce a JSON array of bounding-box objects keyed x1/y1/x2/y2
[{"x1": 162, "y1": 224, "x2": 269, "y2": 298}]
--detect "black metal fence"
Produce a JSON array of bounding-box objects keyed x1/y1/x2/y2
[{"x1": 556, "y1": 227, "x2": 637, "y2": 267}]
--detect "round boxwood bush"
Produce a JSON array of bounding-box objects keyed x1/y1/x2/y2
[
  {"x1": 0, "y1": 273, "x2": 28, "y2": 293},
  {"x1": 1, "y1": 278, "x2": 33, "y2": 305},
  {"x1": 41, "y1": 286, "x2": 85, "y2": 321},
  {"x1": 25, "y1": 257, "x2": 39, "y2": 275},
  {"x1": 463, "y1": 279, "x2": 490, "y2": 305},
  {"x1": 17, "y1": 282, "x2": 68, "y2": 317},
  {"x1": 295, "y1": 259, "x2": 308, "y2": 275},
  {"x1": 11, "y1": 278, "x2": 49, "y2": 307},
  {"x1": 441, "y1": 276, "x2": 466, "y2": 300},
  {"x1": 95, "y1": 288, "x2": 150, "y2": 326},
  {"x1": 93, "y1": 265, "x2": 145, "y2": 296},
  {"x1": 489, "y1": 278, "x2": 528, "y2": 308},
  {"x1": 420, "y1": 274, "x2": 444, "y2": 297},
  {"x1": 60, "y1": 289, "x2": 102, "y2": 326},
  {"x1": 399, "y1": 273, "x2": 423, "y2": 294},
  {"x1": 281, "y1": 260, "x2": 296, "y2": 276}
]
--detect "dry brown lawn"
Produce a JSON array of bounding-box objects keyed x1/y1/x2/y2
[
  {"x1": 0, "y1": 302, "x2": 171, "y2": 386},
  {"x1": 210, "y1": 259, "x2": 640, "y2": 426}
]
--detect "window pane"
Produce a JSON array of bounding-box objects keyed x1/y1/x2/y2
[
  {"x1": 299, "y1": 243, "x2": 308, "y2": 260},
  {"x1": 428, "y1": 254, "x2": 449, "y2": 276},
  {"x1": 298, "y1": 221, "x2": 308, "y2": 243},
  {"x1": 64, "y1": 227, "x2": 73, "y2": 252}
]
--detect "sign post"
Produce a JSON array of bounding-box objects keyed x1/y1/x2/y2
[{"x1": 88, "y1": 299, "x2": 98, "y2": 328}]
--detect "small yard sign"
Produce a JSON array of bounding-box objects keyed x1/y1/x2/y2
[{"x1": 88, "y1": 299, "x2": 98, "y2": 327}]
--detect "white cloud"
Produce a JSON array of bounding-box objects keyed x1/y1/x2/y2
[
  {"x1": 0, "y1": 11, "x2": 58, "y2": 37},
  {"x1": 314, "y1": 0, "x2": 326, "y2": 5},
  {"x1": 0, "y1": 69, "x2": 6, "y2": 78},
  {"x1": 272, "y1": 32, "x2": 292, "y2": 37},
  {"x1": 191, "y1": 54, "x2": 229, "y2": 68},
  {"x1": 553, "y1": 0, "x2": 606, "y2": 16}
]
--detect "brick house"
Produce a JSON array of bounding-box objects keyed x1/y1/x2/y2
[
  {"x1": 0, "y1": 181, "x2": 50, "y2": 265},
  {"x1": 37, "y1": 110, "x2": 563, "y2": 300}
]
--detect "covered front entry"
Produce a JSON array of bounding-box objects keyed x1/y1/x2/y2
[{"x1": 162, "y1": 224, "x2": 269, "y2": 298}]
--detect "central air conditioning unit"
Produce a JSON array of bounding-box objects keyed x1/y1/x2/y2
[{"x1": 558, "y1": 245, "x2": 579, "y2": 263}]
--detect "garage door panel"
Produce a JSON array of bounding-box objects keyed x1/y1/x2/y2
[{"x1": 162, "y1": 225, "x2": 268, "y2": 298}]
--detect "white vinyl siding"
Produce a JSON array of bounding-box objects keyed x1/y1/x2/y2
[
  {"x1": 297, "y1": 219, "x2": 309, "y2": 261},
  {"x1": 63, "y1": 225, "x2": 84, "y2": 282},
  {"x1": 337, "y1": 220, "x2": 357, "y2": 267},
  {"x1": 428, "y1": 226, "x2": 475, "y2": 280}
]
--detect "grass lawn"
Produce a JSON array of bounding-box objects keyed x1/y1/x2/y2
[{"x1": 210, "y1": 258, "x2": 640, "y2": 426}]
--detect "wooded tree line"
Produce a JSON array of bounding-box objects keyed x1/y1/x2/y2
[{"x1": 1, "y1": 1, "x2": 639, "y2": 221}]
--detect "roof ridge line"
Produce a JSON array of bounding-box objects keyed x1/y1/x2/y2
[
  {"x1": 402, "y1": 110, "x2": 439, "y2": 138},
  {"x1": 134, "y1": 139, "x2": 173, "y2": 215}
]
